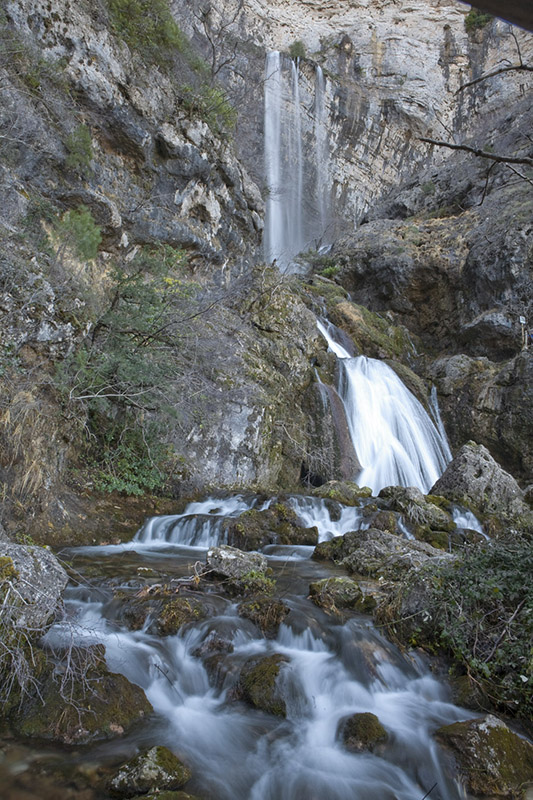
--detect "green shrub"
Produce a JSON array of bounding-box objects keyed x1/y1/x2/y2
[
  {"x1": 421, "y1": 180, "x2": 436, "y2": 196},
  {"x1": 57, "y1": 245, "x2": 195, "y2": 495},
  {"x1": 181, "y1": 84, "x2": 236, "y2": 135},
  {"x1": 65, "y1": 124, "x2": 93, "y2": 175},
  {"x1": 56, "y1": 206, "x2": 101, "y2": 261},
  {"x1": 289, "y1": 40, "x2": 306, "y2": 60},
  {"x1": 319, "y1": 265, "x2": 340, "y2": 279},
  {"x1": 464, "y1": 9, "x2": 493, "y2": 32},
  {"x1": 431, "y1": 540, "x2": 533, "y2": 718},
  {"x1": 107, "y1": 0, "x2": 187, "y2": 65}
]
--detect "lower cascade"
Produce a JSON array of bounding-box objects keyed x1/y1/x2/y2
[
  {"x1": 317, "y1": 320, "x2": 452, "y2": 494},
  {"x1": 47, "y1": 494, "x2": 473, "y2": 800}
]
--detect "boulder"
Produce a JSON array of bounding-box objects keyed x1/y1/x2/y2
[
  {"x1": 109, "y1": 746, "x2": 192, "y2": 798},
  {"x1": 223, "y1": 504, "x2": 317, "y2": 551},
  {"x1": 339, "y1": 712, "x2": 388, "y2": 753},
  {"x1": 206, "y1": 545, "x2": 267, "y2": 581},
  {"x1": 0, "y1": 543, "x2": 68, "y2": 630},
  {"x1": 311, "y1": 481, "x2": 372, "y2": 506},
  {"x1": 233, "y1": 654, "x2": 288, "y2": 717},
  {"x1": 237, "y1": 597, "x2": 290, "y2": 637},
  {"x1": 111, "y1": 589, "x2": 207, "y2": 636},
  {"x1": 8, "y1": 645, "x2": 152, "y2": 743},
  {"x1": 379, "y1": 486, "x2": 454, "y2": 532},
  {"x1": 309, "y1": 577, "x2": 370, "y2": 617},
  {"x1": 430, "y1": 442, "x2": 529, "y2": 519},
  {"x1": 314, "y1": 528, "x2": 452, "y2": 581},
  {"x1": 435, "y1": 715, "x2": 533, "y2": 798}
]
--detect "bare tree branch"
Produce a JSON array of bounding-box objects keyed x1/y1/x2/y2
[{"x1": 419, "y1": 137, "x2": 533, "y2": 167}]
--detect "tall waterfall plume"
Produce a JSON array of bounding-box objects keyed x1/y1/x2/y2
[{"x1": 264, "y1": 52, "x2": 330, "y2": 268}]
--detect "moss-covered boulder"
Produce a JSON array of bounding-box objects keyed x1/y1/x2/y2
[
  {"x1": 234, "y1": 654, "x2": 288, "y2": 717},
  {"x1": 339, "y1": 712, "x2": 388, "y2": 753},
  {"x1": 8, "y1": 645, "x2": 152, "y2": 743},
  {"x1": 309, "y1": 577, "x2": 368, "y2": 617},
  {"x1": 330, "y1": 300, "x2": 416, "y2": 363},
  {"x1": 435, "y1": 715, "x2": 533, "y2": 798},
  {"x1": 111, "y1": 589, "x2": 206, "y2": 636},
  {"x1": 238, "y1": 597, "x2": 290, "y2": 637},
  {"x1": 311, "y1": 481, "x2": 372, "y2": 506},
  {"x1": 109, "y1": 746, "x2": 192, "y2": 798},
  {"x1": 314, "y1": 528, "x2": 452, "y2": 581},
  {"x1": 223, "y1": 504, "x2": 317, "y2": 550},
  {"x1": 379, "y1": 486, "x2": 455, "y2": 534}
]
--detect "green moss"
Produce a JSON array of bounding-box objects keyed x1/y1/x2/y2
[
  {"x1": 309, "y1": 577, "x2": 366, "y2": 617},
  {"x1": 238, "y1": 654, "x2": 288, "y2": 717},
  {"x1": 158, "y1": 597, "x2": 206, "y2": 636},
  {"x1": 341, "y1": 712, "x2": 388, "y2": 752},
  {"x1": 465, "y1": 9, "x2": 493, "y2": 32},
  {"x1": 238, "y1": 597, "x2": 289, "y2": 637},
  {"x1": 0, "y1": 556, "x2": 18, "y2": 582}
]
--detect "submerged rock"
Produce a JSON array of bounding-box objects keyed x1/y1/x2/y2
[
  {"x1": 339, "y1": 712, "x2": 388, "y2": 753},
  {"x1": 233, "y1": 654, "x2": 288, "y2": 717},
  {"x1": 109, "y1": 746, "x2": 192, "y2": 798},
  {"x1": 435, "y1": 715, "x2": 533, "y2": 799}
]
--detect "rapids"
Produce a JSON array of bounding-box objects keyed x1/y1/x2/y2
[{"x1": 43, "y1": 494, "x2": 478, "y2": 800}]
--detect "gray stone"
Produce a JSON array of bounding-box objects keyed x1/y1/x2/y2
[
  {"x1": 109, "y1": 746, "x2": 191, "y2": 798},
  {"x1": 0, "y1": 543, "x2": 68, "y2": 630},
  {"x1": 206, "y1": 545, "x2": 267, "y2": 581},
  {"x1": 430, "y1": 442, "x2": 528, "y2": 517}
]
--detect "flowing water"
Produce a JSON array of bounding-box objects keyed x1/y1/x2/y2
[
  {"x1": 43, "y1": 495, "x2": 474, "y2": 800},
  {"x1": 317, "y1": 320, "x2": 452, "y2": 494}
]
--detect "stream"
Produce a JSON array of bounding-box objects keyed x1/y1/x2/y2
[{"x1": 34, "y1": 494, "x2": 475, "y2": 800}]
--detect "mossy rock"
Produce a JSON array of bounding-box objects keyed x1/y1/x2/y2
[
  {"x1": 109, "y1": 746, "x2": 192, "y2": 798},
  {"x1": 412, "y1": 525, "x2": 449, "y2": 550},
  {"x1": 339, "y1": 712, "x2": 388, "y2": 753},
  {"x1": 223, "y1": 505, "x2": 317, "y2": 550},
  {"x1": 234, "y1": 654, "x2": 288, "y2": 717},
  {"x1": 330, "y1": 300, "x2": 415, "y2": 361},
  {"x1": 435, "y1": 715, "x2": 533, "y2": 798},
  {"x1": 9, "y1": 645, "x2": 152, "y2": 743},
  {"x1": 312, "y1": 531, "x2": 361, "y2": 563},
  {"x1": 238, "y1": 597, "x2": 290, "y2": 637},
  {"x1": 370, "y1": 510, "x2": 398, "y2": 534},
  {"x1": 312, "y1": 481, "x2": 372, "y2": 506},
  {"x1": 379, "y1": 486, "x2": 455, "y2": 533},
  {"x1": 111, "y1": 590, "x2": 206, "y2": 636},
  {"x1": 309, "y1": 577, "x2": 366, "y2": 617},
  {"x1": 132, "y1": 793, "x2": 201, "y2": 800}
]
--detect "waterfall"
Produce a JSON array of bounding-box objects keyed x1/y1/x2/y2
[
  {"x1": 314, "y1": 65, "x2": 329, "y2": 239},
  {"x1": 264, "y1": 53, "x2": 330, "y2": 268},
  {"x1": 318, "y1": 320, "x2": 452, "y2": 494}
]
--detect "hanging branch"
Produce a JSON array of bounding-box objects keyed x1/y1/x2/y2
[
  {"x1": 419, "y1": 138, "x2": 533, "y2": 167},
  {"x1": 457, "y1": 28, "x2": 532, "y2": 93}
]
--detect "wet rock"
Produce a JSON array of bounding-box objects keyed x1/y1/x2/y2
[
  {"x1": 223, "y1": 504, "x2": 317, "y2": 551},
  {"x1": 206, "y1": 545, "x2": 267, "y2": 581},
  {"x1": 109, "y1": 746, "x2": 192, "y2": 798},
  {"x1": 379, "y1": 486, "x2": 454, "y2": 532},
  {"x1": 0, "y1": 543, "x2": 68, "y2": 629},
  {"x1": 111, "y1": 589, "x2": 206, "y2": 636},
  {"x1": 311, "y1": 481, "x2": 372, "y2": 506},
  {"x1": 9, "y1": 645, "x2": 152, "y2": 744},
  {"x1": 339, "y1": 712, "x2": 388, "y2": 753},
  {"x1": 309, "y1": 577, "x2": 369, "y2": 617},
  {"x1": 314, "y1": 528, "x2": 452, "y2": 581},
  {"x1": 435, "y1": 715, "x2": 533, "y2": 799},
  {"x1": 430, "y1": 442, "x2": 530, "y2": 520},
  {"x1": 131, "y1": 792, "x2": 201, "y2": 800},
  {"x1": 233, "y1": 654, "x2": 289, "y2": 717},
  {"x1": 238, "y1": 597, "x2": 290, "y2": 637}
]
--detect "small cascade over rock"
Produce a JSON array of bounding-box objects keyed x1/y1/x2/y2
[
  {"x1": 264, "y1": 52, "x2": 331, "y2": 268},
  {"x1": 318, "y1": 320, "x2": 452, "y2": 494}
]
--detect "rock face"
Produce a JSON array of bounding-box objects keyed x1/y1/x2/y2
[
  {"x1": 0, "y1": 543, "x2": 68, "y2": 629},
  {"x1": 430, "y1": 442, "x2": 529, "y2": 519},
  {"x1": 435, "y1": 715, "x2": 533, "y2": 799}
]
